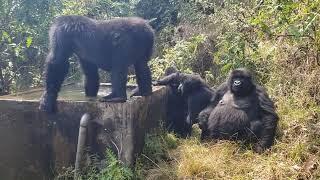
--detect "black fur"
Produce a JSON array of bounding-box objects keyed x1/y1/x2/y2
[
  {"x1": 39, "y1": 15, "x2": 155, "y2": 113},
  {"x1": 199, "y1": 68, "x2": 278, "y2": 153},
  {"x1": 155, "y1": 72, "x2": 214, "y2": 136},
  {"x1": 159, "y1": 68, "x2": 188, "y2": 137}
]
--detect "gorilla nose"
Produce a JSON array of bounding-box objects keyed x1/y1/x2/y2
[{"x1": 234, "y1": 80, "x2": 242, "y2": 86}]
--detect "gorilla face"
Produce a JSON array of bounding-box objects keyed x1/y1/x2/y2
[{"x1": 229, "y1": 68, "x2": 255, "y2": 97}]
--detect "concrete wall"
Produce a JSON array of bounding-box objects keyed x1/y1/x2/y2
[{"x1": 0, "y1": 85, "x2": 168, "y2": 180}]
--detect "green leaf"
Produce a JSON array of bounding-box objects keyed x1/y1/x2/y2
[
  {"x1": 26, "y1": 36, "x2": 33, "y2": 48},
  {"x1": 221, "y1": 63, "x2": 233, "y2": 74},
  {"x1": 287, "y1": 25, "x2": 300, "y2": 37},
  {"x1": 2, "y1": 31, "x2": 12, "y2": 43}
]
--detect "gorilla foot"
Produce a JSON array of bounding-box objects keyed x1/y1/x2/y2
[
  {"x1": 39, "y1": 92, "x2": 58, "y2": 114},
  {"x1": 99, "y1": 93, "x2": 126, "y2": 103},
  {"x1": 253, "y1": 143, "x2": 267, "y2": 154},
  {"x1": 130, "y1": 87, "x2": 152, "y2": 97}
]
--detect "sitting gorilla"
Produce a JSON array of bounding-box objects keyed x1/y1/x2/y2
[
  {"x1": 199, "y1": 68, "x2": 278, "y2": 153},
  {"x1": 155, "y1": 71, "x2": 215, "y2": 136},
  {"x1": 39, "y1": 15, "x2": 155, "y2": 113}
]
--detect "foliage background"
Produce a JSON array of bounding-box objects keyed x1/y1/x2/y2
[{"x1": 1, "y1": 0, "x2": 319, "y2": 179}]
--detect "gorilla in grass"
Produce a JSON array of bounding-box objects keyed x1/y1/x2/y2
[
  {"x1": 39, "y1": 15, "x2": 155, "y2": 113},
  {"x1": 198, "y1": 68, "x2": 278, "y2": 153},
  {"x1": 155, "y1": 71, "x2": 215, "y2": 136}
]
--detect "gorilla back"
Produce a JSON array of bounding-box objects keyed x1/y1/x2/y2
[
  {"x1": 50, "y1": 16, "x2": 154, "y2": 69},
  {"x1": 39, "y1": 15, "x2": 155, "y2": 113}
]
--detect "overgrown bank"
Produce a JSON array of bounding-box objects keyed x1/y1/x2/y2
[
  {"x1": 139, "y1": 0, "x2": 320, "y2": 179},
  {"x1": 1, "y1": 0, "x2": 319, "y2": 179}
]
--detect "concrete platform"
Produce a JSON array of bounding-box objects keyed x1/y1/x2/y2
[{"x1": 0, "y1": 83, "x2": 168, "y2": 180}]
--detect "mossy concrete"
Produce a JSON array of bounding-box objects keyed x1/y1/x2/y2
[{"x1": 0, "y1": 84, "x2": 168, "y2": 180}]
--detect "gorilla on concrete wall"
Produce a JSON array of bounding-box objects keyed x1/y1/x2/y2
[
  {"x1": 39, "y1": 15, "x2": 155, "y2": 113},
  {"x1": 199, "y1": 68, "x2": 278, "y2": 153},
  {"x1": 155, "y1": 71, "x2": 215, "y2": 136}
]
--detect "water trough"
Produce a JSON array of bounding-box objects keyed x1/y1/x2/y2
[{"x1": 0, "y1": 83, "x2": 168, "y2": 180}]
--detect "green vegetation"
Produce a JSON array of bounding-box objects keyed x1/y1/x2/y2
[
  {"x1": 56, "y1": 149, "x2": 133, "y2": 180},
  {"x1": 86, "y1": 149, "x2": 134, "y2": 180},
  {"x1": 1, "y1": 0, "x2": 320, "y2": 179}
]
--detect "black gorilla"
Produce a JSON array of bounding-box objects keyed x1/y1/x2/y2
[
  {"x1": 39, "y1": 15, "x2": 155, "y2": 113},
  {"x1": 156, "y1": 67, "x2": 188, "y2": 137},
  {"x1": 199, "y1": 68, "x2": 278, "y2": 153},
  {"x1": 155, "y1": 71, "x2": 214, "y2": 136}
]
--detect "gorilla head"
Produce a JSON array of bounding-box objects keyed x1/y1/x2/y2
[
  {"x1": 177, "y1": 74, "x2": 204, "y2": 96},
  {"x1": 199, "y1": 68, "x2": 278, "y2": 153},
  {"x1": 228, "y1": 68, "x2": 255, "y2": 97}
]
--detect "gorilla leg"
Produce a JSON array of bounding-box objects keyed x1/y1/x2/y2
[
  {"x1": 249, "y1": 120, "x2": 263, "y2": 138},
  {"x1": 199, "y1": 105, "x2": 214, "y2": 125},
  {"x1": 254, "y1": 115, "x2": 277, "y2": 153},
  {"x1": 39, "y1": 51, "x2": 70, "y2": 113},
  {"x1": 100, "y1": 66, "x2": 128, "y2": 102},
  {"x1": 184, "y1": 100, "x2": 198, "y2": 136},
  {"x1": 185, "y1": 100, "x2": 205, "y2": 137},
  {"x1": 131, "y1": 61, "x2": 152, "y2": 97},
  {"x1": 80, "y1": 60, "x2": 99, "y2": 97},
  {"x1": 199, "y1": 105, "x2": 214, "y2": 139},
  {"x1": 185, "y1": 115, "x2": 193, "y2": 136}
]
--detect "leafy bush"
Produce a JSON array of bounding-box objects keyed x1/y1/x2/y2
[
  {"x1": 56, "y1": 149, "x2": 133, "y2": 180},
  {"x1": 134, "y1": 130, "x2": 179, "y2": 179},
  {"x1": 150, "y1": 34, "x2": 207, "y2": 79},
  {"x1": 88, "y1": 149, "x2": 133, "y2": 180}
]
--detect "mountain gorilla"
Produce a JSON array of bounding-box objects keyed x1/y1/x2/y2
[
  {"x1": 39, "y1": 15, "x2": 155, "y2": 113},
  {"x1": 198, "y1": 68, "x2": 278, "y2": 153},
  {"x1": 155, "y1": 67, "x2": 188, "y2": 137},
  {"x1": 155, "y1": 71, "x2": 215, "y2": 136}
]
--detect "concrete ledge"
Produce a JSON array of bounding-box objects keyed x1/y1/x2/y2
[{"x1": 0, "y1": 84, "x2": 168, "y2": 179}]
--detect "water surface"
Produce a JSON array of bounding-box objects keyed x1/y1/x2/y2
[{"x1": 0, "y1": 84, "x2": 134, "y2": 101}]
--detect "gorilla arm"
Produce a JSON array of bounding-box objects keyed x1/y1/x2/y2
[
  {"x1": 153, "y1": 73, "x2": 181, "y2": 86},
  {"x1": 255, "y1": 86, "x2": 279, "y2": 152},
  {"x1": 198, "y1": 82, "x2": 228, "y2": 130}
]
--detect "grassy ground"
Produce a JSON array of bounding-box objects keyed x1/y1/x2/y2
[
  {"x1": 138, "y1": 117, "x2": 319, "y2": 179},
  {"x1": 136, "y1": 71, "x2": 320, "y2": 179}
]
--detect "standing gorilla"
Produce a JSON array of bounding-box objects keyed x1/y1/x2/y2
[
  {"x1": 155, "y1": 67, "x2": 188, "y2": 137},
  {"x1": 39, "y1": 15, "x2": 154, "y2": 113},
  {"x1": 199, "y1": 68, "x2": 278, "y2": 153},
  {"x1": 155, "y1": 72, "x2": 215, "y2": 136}
]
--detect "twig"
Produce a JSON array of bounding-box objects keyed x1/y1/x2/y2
[
  {"x1": 111, "y1": 140, "x2": 121, "y2": 159},
  {"x1": 141, "y1": 154, "x2": 161, "y2": 169}
]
